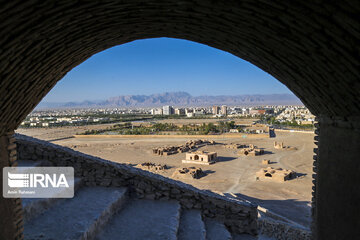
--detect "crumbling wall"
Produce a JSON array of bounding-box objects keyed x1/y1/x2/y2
[
  {"x1": 262, "y1": 159, "x2": 270, "y2": 165},
  {"x1": 238, "y1": 145, "x2": 264, "y2": 156},
  {"x1": 171, "y1": 167, "x2": 205, "y2": 180},
  {"x1": 274, "y1": 142, "x2": 284, "y2": 149},
  {"x1": 135, "y1": 162, "x2": 168, "y2": 173},
  {"x1": 153, "y1": 139, "x2": 215, "y2": 156},
  {"x1": 15, "y1": 134, "x2": 257, "y2": 235},
  {"x1": 256, "y1": 167, "x2": 296, "y2": 182},
  {"x1": 274, "y1": 142, "x2": 297, "y2": 151},
  {"x1": 224, "y1": 143, "x2": 246, "y2": 149}
]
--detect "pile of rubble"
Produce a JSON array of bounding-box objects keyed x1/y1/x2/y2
[
  {"x1": 223, "y1": 143, "x2": 247, "y2": 149},
  {"x1": 171, "y1": 167, "x2": 206, "y2": 180},
  {"x1": 152, "y1": 139, "x2": 215, "y2": 156},
  {"x1": 274, "y1": 142, "x2": 297, "y2": 150},
  {"x1": 238, "y1": 144, "x2": 264, "y2": 156},
  {"x1": 135, "y1": 162, "x2": 168, "y2": 172},
  {"x1": 256, "y1": 167, "x2": 296, "y2": 182},
  {"x1": 262, "y1": 159, "x2": 270, "y2": 165}
]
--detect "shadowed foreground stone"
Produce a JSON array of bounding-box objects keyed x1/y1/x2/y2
[
  {"x1": 24, "y1": 187, "x2": 128, "y2": 240},
  {"x1": 178, "y1": 209, "x2": 206, "y2": 240},
  {"x1": 96, "y1": 199, "x2": 181, "y2": 240}
]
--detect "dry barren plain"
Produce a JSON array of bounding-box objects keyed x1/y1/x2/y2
[{"x1": 17, "y1": 123, "x2": 314, "y2": 227}]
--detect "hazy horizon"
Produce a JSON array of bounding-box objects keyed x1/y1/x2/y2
[
  {"x1": 36, "y1": 91, "x2": 302, "y2": 110},
  {"x1": 41, "y1": 91, "x2": 298, "y2": 104},
  {"x1": 41, "y1": 38, "x2": 297, "y2": 103}
]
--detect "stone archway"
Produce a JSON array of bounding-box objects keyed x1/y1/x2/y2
[{"x1": 0, "y1": 1, "x2": 359, "y2": 239}]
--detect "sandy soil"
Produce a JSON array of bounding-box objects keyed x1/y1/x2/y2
[
  {"x1": 16, "y1": 124, "x2": 114, "y2": 141},
  {"x1": 17, "y1": 124, "x2": 314, "y2": 227}
]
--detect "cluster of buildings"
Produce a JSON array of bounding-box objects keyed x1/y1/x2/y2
[
  {"x1": 150, "y1": 106, "x2": 209, "y2": 117},
  {"x1": 23, "y1": 105, "x2": 315, "y2": 128},
  {"x1": 274, "y1": 106, "x2": 315, "y2": 125},
  {"x1": 21, "y1": 108, "x2": 151, "y2": 127},
  {"x1": 150, "y1": 105, "x2": 307, "y2": 119},
  {"x1": 21, "y1": 116, "x2": 111, "y2": 127},
  {"x1": 150, "y1": 105, "x2": 246, "y2": 117},
  {"x1": 29, "y1": 108, "x2": 150, "y2": 117}
]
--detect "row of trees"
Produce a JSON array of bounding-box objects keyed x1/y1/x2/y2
[
  {"x1": 82, "y1": 119, "x2": 268, "y2": 135},
  {"x1": 262, "y1": 116, "x2": 314, "y2": 130},
  {"x1": 90, "y1": 122, "x2": 239, "y2": 135}
]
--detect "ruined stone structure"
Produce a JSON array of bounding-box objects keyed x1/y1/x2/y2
[
  {"x1": 224, "y1": 143, "x2": 247, "y2": 149},
  {"x1": 171, "y1": 167, "x2": 206, "y2": 180},
  {"x1": 182, "y1": 151, "x2": 217, "y2": 165},
  {"x1": 256, "y1": 167, "x2": 296, "y2": 182},
  {"x1": 238, "y1": 145, "x2": 264, "y2": 156},
  {"x1": 274, "y1": 142, "x2": 284, "y2": 149},
  {"x1": 274, "y1": 142, "x2": 297, "y2": 150},
  {"x1": 152, "y1": 146, "x2": 181, "y2": 156},
  {"x1": 0, "y1": 1, "x2": 359, "y2": 239},
  {"x1": 244, "y1": 124, "x2": 270, "y2": 134},
  {"x1": 135, "y1": 162, "x2": 168, "y2": 173},
  {"x1": 262, "y1": 159, "x2": 270, "y2": 165},
  {"x1": 153, "y1": 139, "x2": 215, "y2": 156}
]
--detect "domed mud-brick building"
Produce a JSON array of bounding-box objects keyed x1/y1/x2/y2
[{"x1": 0, "y1": 1, "x2": 359, "y2": 239}]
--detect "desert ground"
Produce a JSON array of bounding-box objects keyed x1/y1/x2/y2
[{"x1": 17, "y1": 123, "x2": 314, "y2": 227}]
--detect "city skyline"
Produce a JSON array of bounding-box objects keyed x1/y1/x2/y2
[{"x1": 41, "y1": 38, "x2": 296, "y2": 103}]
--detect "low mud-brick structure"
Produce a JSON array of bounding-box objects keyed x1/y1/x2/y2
[
  {"x1": 256, "y1": 167, "x2": 296, "y2": 182},
  {"x1": 153, "y1": 139, "x2": 215, "y2": 156},
  {"x1": 274, "y1": 142, "x2": 297, "y2": 151},
  {"x1": 171, "y1": 167, "x2": 206, "y2": 180},
  {"x1": 182, "y1": 151, "x2": 217, "y2": 165},
  {"x1": 238, "y1": 145, "x2": 264, "y2": 156},
  {"x1": 224, "y1": 143, "x2": 247, "y2": 149}
]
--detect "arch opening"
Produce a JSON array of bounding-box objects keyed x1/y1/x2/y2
[
  {"x1": 16, "y1": 37, "x2": 316, "y2": 232},
  {"x1": 1, "y1": 2, "x2": 359, "y2": 240}
]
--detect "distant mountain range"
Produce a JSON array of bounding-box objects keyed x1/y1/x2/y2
[{"x1": 37, "y1": 92, "x2": 302, "y2": 109}]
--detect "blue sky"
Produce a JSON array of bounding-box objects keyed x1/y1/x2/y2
[{"x1": 42, "y1": 38, "x2": 293, "y2": 102}]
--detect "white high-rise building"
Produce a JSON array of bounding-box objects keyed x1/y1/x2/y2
[
  {"x1": 151, "y1": 108, "x2": 163, "y2": 115},
  {"x1": 163, "y1": 105, "x2": 174, "y2": 115}
]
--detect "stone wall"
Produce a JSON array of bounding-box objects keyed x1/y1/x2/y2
[
  {"x1": 15, "y1": 134, "x2": 257, "y2": 235},
  {"x1": 257, "y1": 205, "x2": 311, "y2": 240},
  {"x1": 259, "y1": 218, "x2": 311, "y2": 240},
  {"x1": 0, "y1": 132, "x2": 24, "y2": 240},
  {"x1": 313, "y1": 117, "x2": 360, "y2": 240}
]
